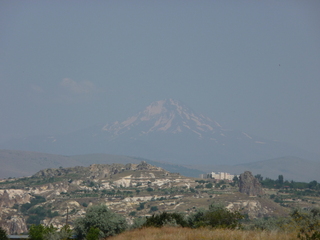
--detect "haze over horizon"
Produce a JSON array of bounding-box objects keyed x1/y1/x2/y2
[{"x1": 1, "y1": 1, "x2": 320, "y2": 157}]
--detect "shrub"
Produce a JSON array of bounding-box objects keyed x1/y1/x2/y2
[
  {"x1": 188, "y1": 203, "x2": 244, "y2": 229},
  {"x1": 29, "y1": 224, "x2": 57, "y2": 240},
  {"x1": 187, "y1": 208, "x2": 206, "y2": 228},
  {"x1": 150, "y1": 206, "x2": 158, "y2": 212},
  {"x1": 136, "y1": 202, "x2": 145, "y2": 211},
  {"x1": 0, "y1": 227, "x2": 8, "y2": 240},
  {"x1": 247, "y1": 217, "x2": 288, "y2": 231},
  {"x1": 21, "y1": 195, "x2": 46, "y2": 214},
  {"x1": 27, "y1": 215, "x2": 45, "y2": 225},
  {"x1": 291, "y1": 207, "x2": 320, "y2": 240},
  {"x1": 86, "y1": 227, "x2": 100, "y2": 240},
  {"x1": 143, "y1": 212, "x2": 188, "y2": 228},
  {"x1": 130, "y1": 217, "x2": 147, "y2": 229},
  {"x1": 73, "y1": 204, "x2": 127, "y2": 239},
  {"x1": 129, "y1": 211, "x2": 136, "y2": 216},
  {"x1": 146, "y1": 188, "x2": 153, "y2": 192}
]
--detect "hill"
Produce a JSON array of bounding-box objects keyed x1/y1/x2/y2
[
  {"x1": 1, "y1": 161, "x2": 319, "y2": 235},
  {"x1": 1, "y1": 150, "x2": 319, "y2": 182},
  {"x1": 0, "y1": 162, "x2": 289, "y2": 234},
  {"x1": 0, "y1": 150, "x2": 204, "y2": 179}
]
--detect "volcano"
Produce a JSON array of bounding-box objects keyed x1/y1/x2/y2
[{"x1": 1, "y1": 99, "x2": 316, "y2": 165}]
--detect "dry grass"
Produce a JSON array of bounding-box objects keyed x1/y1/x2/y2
[{"x1": 107, "y1": 227, "x2": 298, "y2": 240}]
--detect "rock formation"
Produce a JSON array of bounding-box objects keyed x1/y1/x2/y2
[
  {"x1": 0, "y1": 214, "x2": 28, "y2": 234},
  {"x1": 238, "y1": 171, "x2": 264, "y2": 196}
]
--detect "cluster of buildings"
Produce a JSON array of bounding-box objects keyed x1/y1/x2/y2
[{"x1": 200, "y1": 171, "x2": 237, "y2": 181}]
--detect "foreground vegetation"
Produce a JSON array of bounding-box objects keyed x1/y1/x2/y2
[
  {"x1": 9, "y1": 203, "x2": 317, "y2": 240},
  {"x1": 1, "y1": 162, "x2": 320, "y2": 239},
  {"x1": 108, "y1": 227, "x2": 298, "y2": 240}
]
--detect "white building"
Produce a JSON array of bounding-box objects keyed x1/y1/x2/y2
[{"x1": 209, "y1": 171, "x2": 235, "y2": 181}]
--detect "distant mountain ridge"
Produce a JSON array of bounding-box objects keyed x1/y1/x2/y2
[
  {"x1": 0, "y1": 150, "x2": 319, "y2": 182},
  {"x1": 191, "y1": 156, "x2": 320, "y2": 182},
  {"x1": 1, "y1": 99, "x2": 319, "y2": 165},
  {"x1": 0, "y1": 149, "x2": 204, "y2": 179}
]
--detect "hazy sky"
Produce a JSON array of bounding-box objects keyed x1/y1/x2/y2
[{"x1": 1, "y1": 1, "x2": 320, "y2": 155}]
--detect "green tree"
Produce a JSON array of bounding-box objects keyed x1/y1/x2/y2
[
  {"x1": 308, "y1": 180, "x2": 318, "y2": 190},
  {"x1": 205, "y1": 183, "x2": 213, "y2": 188},
  {"x1": 146, "y1": 187, "x2": 153, "y2": 192},
  {"x1": 74, "y1": 204, "x2": 127, "y2": 239},
  {"x1": 136, "y1": 202, "x2": 145, "y2": 211},
  {"x1": 29, "y1": 225, "x2": 57, "y2": 240},
  {"x1": 278, "y1": 175, "x2": 284, "y2": 185},
  {"x1": 254, "y1": 174, "x2": 263, "y2": 182},
  {"x1": 187, "y1": 208, "x2": 206, "y2": 228},
  {"x1": 188, "y1": 203, "x2": 244, "y2": 229},
  {"x1": 86, "y1": 227, "x2": 100, "y2": 240},
  {"x1": 0, "y1": 227, "x2": 8, "y2": 240},
  {"x1": 150, "y1": 206, "x2": 158, "y2": 212},
  {"x1": 143, "y1": 212, "x2": 188, "y2": 228},
  {"x1": 130, "y1": 217, "x2": 147, "y2": 229}
]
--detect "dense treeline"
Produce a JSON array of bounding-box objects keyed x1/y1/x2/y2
[{"x1": 255, "y1": 174, "x2": 320, "y2": 191}]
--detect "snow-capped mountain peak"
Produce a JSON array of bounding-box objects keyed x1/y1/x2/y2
[
  {"x1": 102, "y1": 99, "x2": 222, "y2": 138},
  {"x1": 2, "y1": 98, "x2": 317, "y2": 166}
]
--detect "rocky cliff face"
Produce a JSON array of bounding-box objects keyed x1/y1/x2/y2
[
  {"x1": 0, "y1": 215, "x2": 28, "y2": 235},
  {"x1": 0, "y1": 189, "x2": 31, "y2": 208},
  {"x1": 238, "y1": 171, "x2": 264, "y2": 196}
]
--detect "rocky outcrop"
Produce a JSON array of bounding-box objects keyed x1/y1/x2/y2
[
  {"x1": 0, "y1": 190, "x2": 31, "y2": 208},
  {"x1": 238, "y1": 171, "x2": 264, "y2": 196},
  {"x1": 226, "y1": 200, "x2": 270, "y2": 219},
  {"x1": 136, "y1": 161, "x2": 162, "y2": 171},
  {"x1": 0, "y1": 214, "x2": 28, "y2": 234}
]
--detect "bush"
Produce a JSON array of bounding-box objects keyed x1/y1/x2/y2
[
  {"x1": 143, "y1": 212, "x2": 188, "y2": 228},
  {"x1": 247, "y1": 217, "x2": 288, "y2": 231},
  {"x1": 86, "y1": 227, "x2": 100, "y2": 240},
  {"x1": 74, "y1": 204, "x2": 127, "y2": 239},
  {"x1": 0, "y1": 227, "x2": 8, "y2": 240},
  {"x1": 136, "y1": 202, "x2": 145, "y2": 211},
  {"x1": 130, "y1": 217, "x2": 147, "y2": 229},
  {"x1": 29, "y1": 224, "x2": 57, "y2": 240},
  {"x1": 21, "y1": 195, "x2": 46, "y2": 214},
  {"x1": 188, "y1": 203, "x2": 244, "y2": 229},
  {"x1": 27, "y1": 215, "x2": 45, "y2": 225},
  {"x1": 187, "y1": 208, "x2": 206, "y2": 228},
  {"x1": 290, "y1": 207, "x2": 320, "y2": 240},
  {"x1": 150, "y1": 206, "x2": 158, "y2": 212},
  {"x1": 129, "y1": 211, "x2": 136, "y2": 216}
]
